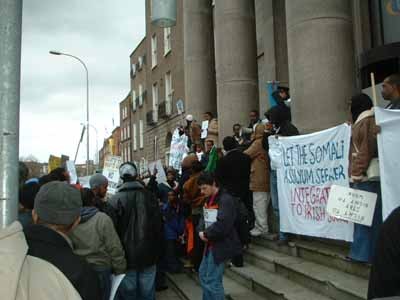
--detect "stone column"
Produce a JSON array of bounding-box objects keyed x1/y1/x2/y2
[
  {"x1": 286, "y1": 0, "x2": 356, "y2": 132},
  {"x1": 183, "y1": 0, "x2": 216, "y2": 122},
  {"x1": 214, "y1": 0, "x2": 259, "y2": 143}
]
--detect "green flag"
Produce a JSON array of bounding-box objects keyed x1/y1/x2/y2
[{"x1": 205, "y1": 146, "x2": 218, "y2": 172}]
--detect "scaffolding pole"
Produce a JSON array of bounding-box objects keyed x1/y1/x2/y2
[{"x1": 0, "y1": 0, "x2": 23, "y2": 228}]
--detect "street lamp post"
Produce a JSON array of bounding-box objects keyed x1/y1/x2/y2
[
  {"x1": 81, "y1": 123, "x2": 99, "y2": 166},
  {"x1": 50, "y1": 50, "x2": 90, "y2": 176}
]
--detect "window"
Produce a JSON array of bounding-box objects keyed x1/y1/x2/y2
[
  {"x1": 127, "y1": 124, "x2": 130, "y2": 139},
  {"x1": 133, "y1": 92, "x2": 137, "y2": 111},
  {"x1": 127, "y1": 144, "x2": 131, "y2": 161},
  {"x1": 131, "y1": 63, "x2": 136, "y2": 77},
  {"x1": 151, "y1": 34, "x2": 157, "y2": 68},
  {"x1": 152, "y1": 82, "x2": 159, "y2": 122},
  {"x1": 138, "y1": 56, "x2": 144, "y2": 70},
  {"x1": 139, "y1": 84, "x2": 143, "y2": 106},
  {"x1": 133, "y1": 123, "x2": 137, "y2": 151},
  {"x1": 121, "y1": 127, "x2": 124, "y2": 140},
  {"x1": 165, "y1": 72, "x2": 172, "y2": 115},
  {"x1": 139, "y1": 120, "x2": 144, "y2": 149},
  {"x1": 164, "y1": 27, "x2": 171, "y2": 55}
]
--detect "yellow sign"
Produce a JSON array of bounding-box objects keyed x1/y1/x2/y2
[{"x1": 48, "y1": 155, "x2": 62, "y2": 172}]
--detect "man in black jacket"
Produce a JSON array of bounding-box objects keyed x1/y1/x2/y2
[
  {"x1": 197, "y1": 173, "x2": 242, "y2": 300},
  {"x1": 110, "y1": 162, "x2": 162, "y2": 300},
  {"x1": 24, "y1": 181, "x2": 101, "y2": 300},
  {"x1": 215, "y1": 136, "x2": 252, "y2": 266}
]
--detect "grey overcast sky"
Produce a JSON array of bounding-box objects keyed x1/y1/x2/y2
[{"x1": 20, "y1": 0, "x2": 145, "y2": 163}]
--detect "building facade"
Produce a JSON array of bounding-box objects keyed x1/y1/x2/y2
[
  {"x1": 125, "y1": 0, "x2": 400, "y2": 165},
  {"x1": 126, "y1": 0, "x2": 217, "y2": 167},
  {"x1": 119, "y1": 93, "x2": 132, "y2": 163},
  {"x1": 98, "y1": 126, "x2": 121, "y2": 169}
]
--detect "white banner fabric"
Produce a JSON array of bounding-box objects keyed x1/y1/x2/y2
[
  {"x1": 269, "y1": 123, "x2": 354, "y2": 242},
  {"x1": 169, "y1": 128, "x2": 188, "y2": 171},
  {"x1": 375, "y1": 107, "x2": 400, "y2": 220}
]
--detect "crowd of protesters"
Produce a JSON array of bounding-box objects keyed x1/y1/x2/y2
[{"x1": 1, "y1": 73, "x2": 400, "y2": 300}]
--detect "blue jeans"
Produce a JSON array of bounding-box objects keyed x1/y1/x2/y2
[
  {"x1": 349, "y1": 181, "x2": 383, "y2": 263},
  {"x1": 199, "y1": 251, "x2": 225, "y2": 300},
  {"x1": 92, "y1": 265, "x2": 111, "y2": 300},
  {"x1": 115, "y1": 265, "x2": 156, "y2": 300},
  {"x1": 270, "y1": 170, "x2": 286, "y2": 240}
]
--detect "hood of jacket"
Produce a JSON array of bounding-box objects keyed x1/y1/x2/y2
[
  {"x1": 354, "y1": 108, "x2": 374, "y2": 126},
  {"x1": 0, "y1": 221, "x2": 28, "y2": 300},
  {"x1": 254, "y1": 123, "x2": 265, "y2": 140},
  {"x1": 118, "y1": 180, "x2": 144, "y2": 192},
  {"x1": 80, "y1": 207, "x2": 98, "y2": 224}
]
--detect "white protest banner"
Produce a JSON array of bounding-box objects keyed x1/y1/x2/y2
[
  {"x1": 270, "y1": 123, "x2": 354, "y2": 242},
  {"x1": 327, "y1": 185, "x2": 377, "y2": 226},
  {"x1": 149, "y1": 159, "x2": 167, "y2": 183},
  {"x1": 169, "y1": 128, "x2": 189, "y2": 170},
  {"x1": 65, "y1": 160, "x2": 78, "y2": 184},
  {"x1": 102, "y1": 155, "x2": 123, "y2": 195},
  {"x1": 375, "y1": 107, "x2": 400, "y2": 220},
  {"x1": 201, "y1": 120, "x2": 209, "y2": 139}
]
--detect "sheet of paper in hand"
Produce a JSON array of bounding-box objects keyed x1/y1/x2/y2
[{"x1": 204, "y1": 208, "x2": 218, "y2": 228}]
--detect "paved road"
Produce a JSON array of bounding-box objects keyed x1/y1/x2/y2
[{"x1": 156, "y1": 287, "x2": 182, "y2": 300}]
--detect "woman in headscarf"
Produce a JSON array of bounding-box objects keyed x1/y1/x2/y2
[
  {"x1": 244, "y1": 123, "x2": 270, "y2": 237},
  {"x1": 348, "y1": 93, "x2": 382, "y2": 263}
]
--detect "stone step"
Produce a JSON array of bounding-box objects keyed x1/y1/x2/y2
[
  {"x1": 166, "y1": 272, "x2": 203, "y2": 300},
  {"x1": 252, "y1": 234, "x2": 370, "y2": 279},
  {"x1": 166, "y1": 270, "x2": 265, "y2": 300},
  {"x1": 244, "y1": 244, "x2": 368, "y2": 300},
  {"x1": 225, "y1": 263, "x2": 332, "y2": 300},
  {"x1": 156, "y1": 286, "x2": 187, "y2": 300}
]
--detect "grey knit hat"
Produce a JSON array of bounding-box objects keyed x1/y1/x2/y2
[
  {"x1": 34, "y1": 181, "x2": 81, "y2": 225},
  {"x1": 89, "y1": 173, "x2": 108, "y2": 189}
]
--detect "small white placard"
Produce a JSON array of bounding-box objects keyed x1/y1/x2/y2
[
  {"x1": 65, "y1": 160, "x2": 78, "y2": 184},
  {"x1": 176, "y1": 99, "x2": 184, "y2": 115},
  {"x1": 102, "y1": 155, "x2": 123, "y2": 195},
  {"x1": 201, "y1": 120, "x2": 209, "y2": 139},
  {"x1": 204, "y1": 208, "x2": 218, "y2": 228},
  {"x1": 327, "y1": 185, "x2": 377, "y2": 226},
  {"x1": 148, "y1": 159, "x2": 167, "y2": 183}
]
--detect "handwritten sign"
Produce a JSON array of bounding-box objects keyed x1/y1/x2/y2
[
  {"x1": 148, "y1": 159, "x2": 167, "y2": 183},
  {"x1": 102, "y1": 155, "x2": 122, "y2": 195},
  {"x1": 201, "y1": 120, "x2": 209, "y2": 139},
  {"x1": 169, "y1": 128, "x2": 189, "y2": 171},
  {"x1": 327, "y1": 185, "x2": 377, "y2": 226},
  {"x1": 271, "y1": 124, "x2": 354, "y2": 242},
  {"x1": 176, "y1": 99, "x2": 184, "y2": 115}
]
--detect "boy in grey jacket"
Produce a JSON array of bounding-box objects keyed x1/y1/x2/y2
[{"x1": 70, "y1": 188, "x2": 126, "y2": 300}]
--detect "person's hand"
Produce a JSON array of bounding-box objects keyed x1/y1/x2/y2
[{"x1": 199, "y1": 231, "x2": 208, "y2": 242}]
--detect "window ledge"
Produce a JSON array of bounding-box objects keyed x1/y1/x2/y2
[{"x1": 164, "y1": 49, "x2": 172, "y2": 57}]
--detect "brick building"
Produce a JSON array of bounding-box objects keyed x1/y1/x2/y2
[
  {"x1": 124, "y1": 0, "x2": 216, "y2": 166},
  {"x1": 98, "y1": 126, "x2": 121, "y2": 169},
  {"x1": 119, "y1": 93, "x2": 132, "y2": 163}
]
